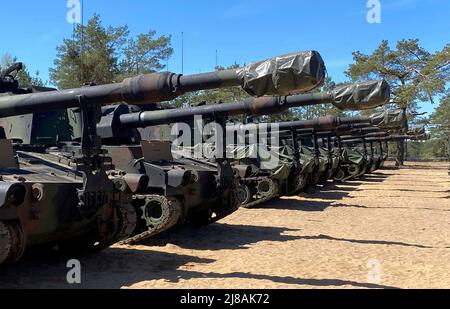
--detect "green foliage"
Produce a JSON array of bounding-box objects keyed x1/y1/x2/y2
[
  {"x1": 1, "y1": 53, "x2": 44, "y2": 87},
  {"x1": 49, "y1": 14, "x2": 173, "y2": 89},
  {"x1": 429, "y1": 94, "x2": 450, "y2": 136},
  {"x1": 406, "y1": 140, "x2": 448, "y2": 160},
  {"x1": 346, "y1": 39, "x2": 449, "y2": 161},
  {"x1": 119, "y1": 30, "x2": 173, "y2": 78},
  {"x1": 428, "y1": 94, "x2": 450, "y2": 159},
  {"x1": 346, "y1": 39, "x2": 449, "y2": 113},
  {"x1": 402, "y1": 94, "x2": 449, "y2": 160}
]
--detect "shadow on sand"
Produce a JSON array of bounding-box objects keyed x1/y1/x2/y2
[
  {"x1": 298, "y1": 234, "x2": 435, "y2": 249},
  {"x1": 259, "y1": 199, "x2": 335, "y2": 212},
  {"x1": 0, "y1": 253, "x2": 398, "y2": 289},
  {"x1": 0, "y1": 247, "x2": 216, "y2": 289},
  {"x1": 1, "y1": 224, "x2": 401, "y2": 289},
  {"x1": 331, "y1": 202, "x2": 450, "y2": 213},
  {"x1": 257, "y1": 180, "x2": 366, "y2": 212},
  {"x1": 156, "y1": 270, "x2": 398, "y2": 289},
  {"x1": 359, "y1": 188, "x2": 448, "y2": 194},
  {"x1": 144, "y1": 224, "x2": 302, "y2": 250}
]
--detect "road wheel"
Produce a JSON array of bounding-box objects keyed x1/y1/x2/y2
[{"x1": 236, "y1": 184, "x2": 252, "y2": 207}]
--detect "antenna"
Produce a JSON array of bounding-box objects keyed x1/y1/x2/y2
[
  {"x1": 80, "y1": 0, "x2": 84, "y2": 85},
  {"x1": 181, "y1": 32, "x2": 184, "y2": 74},
  {"x1": 72, "y1": 18, "x2": 76, "y2": 79},
  {"x1": 215, "y1": 49, "x2": 218, "y2": 69}
]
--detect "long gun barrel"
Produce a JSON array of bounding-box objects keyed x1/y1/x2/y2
[
  {"x1": 340, "y1": 129, "x2": 430, "y2": 143},
  {"x1": 227, "y1": 116, "x2": 371, "y2": 133},
  {"x1": 118, "y1": 80, "x2": 390, "y2": 128},
  {"x1": 340, "y1": 132, "x2": 389, "y2": 140},
  {"x1": 341, "y1": 136, "x2": 400, "y2": 143},
  {"x1": 0, "y1": 51, "x2": 325, "y2": 118},
  {"x1": 291, "y1": 126, "x2": 382, "y2": 138},
  {"x1": 225, "y1": 109, "x2": 401, "y2": 134}
]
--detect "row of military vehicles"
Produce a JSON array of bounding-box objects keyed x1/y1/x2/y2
[{"x1": 0, "y1": 51, "x2": 428, "y2": 266}]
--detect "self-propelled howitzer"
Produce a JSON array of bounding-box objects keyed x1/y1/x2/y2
[
  {"x1": 95, "y1": 80, "x2": 389, "y2": 210},
  {"x1": 330, "y1": 108, "x2": 408, "y2": 176},
  {"x1": 243, "y1": 117, "x2": 381, "y2": 194},
  {"x1": 0, "y1": 51, "x2": 327, "y2": 246},
  {"x1": 220, "y1": 109, "x2": 401, "y2": 196},
  {"x1": 0, "y1": 64, "x2": 153, "y2": 266}
]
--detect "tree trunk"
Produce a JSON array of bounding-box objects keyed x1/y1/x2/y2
[
  {"x1": 395, "y1": 107, "x2": 408, "y2": 166},
  {"x1": 405, "y1": 140, "x2": 408, "y2": 161},
  {"x1": 446, "y1": 125, "x2": 450, "y2": 161},
  {"x1": 396, "y1": 140, "x2": 405, "y2": 166},
  {"x1": 447, "y1": 134, "x2": 450, "y2": 162}
]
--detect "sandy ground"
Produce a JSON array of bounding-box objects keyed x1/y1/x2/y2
[{"x1": 0, "y1": 162, "x2": 449, "y2": 289}]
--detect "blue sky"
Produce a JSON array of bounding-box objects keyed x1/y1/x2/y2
[{"x1": 1, "y1": 0, "x2": 449, "y2": 114}]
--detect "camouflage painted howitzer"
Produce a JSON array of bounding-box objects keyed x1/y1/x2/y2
[
  {"x1": 96, "y1": 51, "x2": 329, "y2": 242},
  {"x1": 208, "y1": 126, "x2": 338, "y2": 206},
  {"x1": 368, "y1": 128, "x2": 426, "y2": 170},
  {"x1": 294, "y1": 130, "x2": 354, "y2": 184},
  {"x1": 246, "y1": 113, "x2": 393, "y2": 185},
  {"x1": 2, "y1": 51, "x2": 327, "y2": 258},
  {"x1": 339, "y1": 132, "x2": 390, "y2": 175},
  {"x1": 339, "y1": 136, "x2": 384, "y2": 177},
  {"x1": 0, "y1": 63, "x2": 161, "y2": 266},
  {"x1": 338, "y1": 134, "x2": 392, "y2": 174},
  {"x1": 0, "y1": 52, "x2": 328, "y2": 245},
  {"x1": 231, "y1": 108, "x2": 392, "y2": 189},
  {"x1": 96, "y1": 78, "x2": 389, "y2": 211},
  {"x1": 273, "y1": 119, "x2": 377, "y2": 187},
  {"x1": 276, "y1": 122, "x2": 374, "y2": 181},
  {"x1": 349, "y1": 135, "x2": 390, "y2": 171},
  {"x1": 335, "y1": 125, "x2": 383, "y2": 179},
  {"x1": 353, "y1": 115, "x2": 426, "y2": 173},
  {"x1": 362, "y1": 110, "x2": 409, "y2": 171},
  {"x1": 156, "y1": 79, "x2": 389, "y2": 208},
  {"x1": 268, "y1": 121, "x2": 382, "y2": 186},
  {"x1": 221, "y1": 114, "x2": 388, "y2": 207},
  {"x1": 327, "y1": 125, "x2": 385, "y2": 179},
  {"x1": 295, "y1": 130, "x2": 351, "y2": 186},
  {"x1": 332, "y1": 109, "x2": 408, "y2": 178}
]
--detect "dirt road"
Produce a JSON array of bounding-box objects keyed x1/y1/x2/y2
[{"x1": 1, "y1": 162, "x2": 449, "y2": 289}]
